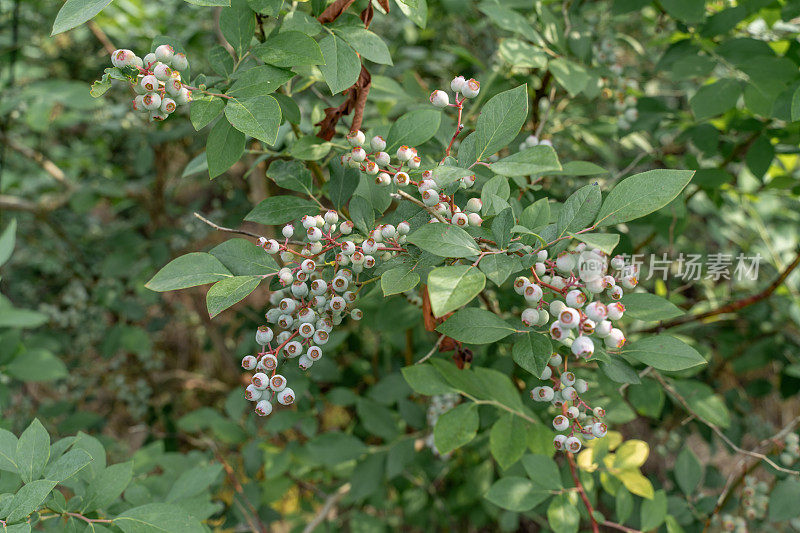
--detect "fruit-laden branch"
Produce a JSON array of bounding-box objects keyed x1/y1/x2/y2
[{"x1": 641, "y1": 248, "x2": 800, "y2": 333}]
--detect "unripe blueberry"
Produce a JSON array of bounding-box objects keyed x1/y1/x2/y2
[
  {"x1": 256, "y1": 326, "x2": 274, "y2": 346},
  {"x1": 269, "y1": 374, "x2": 287, "y2": 392},
  {"x1": 451, "y1": 212, "x2": 469, "y2": 227},
  {"x1": 374, "y1": 172, "x2": 391, "y2": 186},
  {"x1": 460, "y1": 174, "x2": 476, "y2": 188},
  {"x1": 255, "y1": 399, "x2": 273, "y2": 416},
  {"x1": 565, "y1": 289, "x2": 587, "y2": 308},
  {"x1": 451, "y1": 76, "x2": 466, "y2": 93},
  {"x1": 562, "y1": 386, "x2": 578, "y2": 401},
  {"x1": 298, "y1": 354, "x2": 313, "y2": 370},
  {"x1": 514, "y1": 276, "x2": 530, "y2": 295},
  {"x1": 313, "y1": 330, "x2": 329, "y2": 345},
  {"x1": 370, "y1": 135, "x2": 386, "y2": 151},
  {"x1": 553, "y1": 434, "x2": 568, "y2": 451},
  {"x1": 549, "y1": 300, "x2": 566, "y2": 316},
  {"x1": 585, "y1": 277, "x2": 606, "y2": 293},
  {"x1": 175, "y1": 87, "x2": 192, "y2": 105},
  {"x1": 607, "y1": 302, "x2": 625, "y2": 320},
  {"x1": 524, "y1": 283, "x2": 543, "y2": 303},
  {"x1": 132, "y1": 95, "x2": 147, "y2": 112},
  {"x1": 300, "y1": 258, "x2": 316, "y2": 273},
  {"x1": 580, "y1": 319, "x2": 596, "y2": 335},
  {"x1": 610, "y1": 255, "x2": 626, "y2": 270},
  {"x1": 550, "y1": 322, "x2": 566, "y2": 341},
  {"x1": 565, "y1": 436, "x2": 582, "y2": 453},
  {"x1": 347, "y1": 130, "x2": 366, "y2": 146},
  {"x1": 330, "y1": 295, "x2": 346, "y2": 312},
  {"x1": 153, "y1": 62, "x2": 172, "y2": 81},
  {"x1": 607, "y1": 285, "x2": 624, "y2": 300},
  {"x1": 306, "y1": 227, "x2": 322, "y2": 242},
  {"x1": 306, "y1": 345, "x2": 323, "y2": 361},
  {"x1": 298, "y1": 322, "x2": 315, "y2": 339},
  {"x1": 556, "y1": 252, "x2": 575, "y2": 273},
  {"x1": 536, "y1": 309, "x2": 550, "y2": 326},
  {"x1": 278, "y1": 314, "x2": 294, "y2": 329},
  {"x1": 143, "y1": 92, "x2": 162, "y2": 111},
  {"x1": 467, "y1": 213, "x2": 482, "y2": 226},
  {"x1": 621, "y1": 275, "x2": 638, "y2": 289},
  {"x1": 277, "y1": 387, "x2": 295, "y2": 405},
  {"x1": 279, "y1": 297, "x2": 297, "y2": 314},
  {"x1": 461, "y1": 78, "x2": 480, "y2": 98},
  {"x1": 540, "y1": 366, "x2": 552, "y2": 380},
  {"x1": 571, "y1": 335, "x2": 595, "y2": 358},
  {"x1": 538, "y1": 385, "x2": 555, "y2": 402},
  {"x1": 604, "y1": 328, "x2": 626, "y2": 349},
  {"x1": 252, "y1": 372, "x2": 269, "y2": 390},
  {"x1": 351, "y1": 146, "x2": 366, "y2": 162},
  {"x1": 521, "y1": 307, "x2": 538, "y2": 327},
  {"x1": 553, "y1": 415, "x2": 570, "y2": 431},
  {"x1": 111, "y1": 49, "x2": 136, "y2": 68},
  {"x1": 143, "y1": 52, "x2": 157, "y2": 69},
  {"x1": 155, "y1": 44, "x2": 175, "y2": 64},
  {"x1": 574, "y1": 379, "x2": 588, "y2": 394},
  {"x1": 375, "y1": 151, "x2": 390, "y2": 166},
  {"x1": 242, "y1": 355, "x2": 257, "y2": 370},
  {"x1": 291, "y1": 281, "x2": 309, "y2": 298},
  {"x1": 550, "y1": 353, "x2": 563, "y2": 366},
  {"x1": 261, "y1": 354, "x2": 278, "y2": 371},
  {"x1": 172, "y1": 52, "x2": 189, "y2": 71},
  {"x1": 140, "y1": 75, "x2": 159, "y2": 93},
  {"x1": 245, "y1": 384, "x2": 263, "y2": 402},
  {"x1": 585, "y1": 301, "x2": 608, "y2": 322},
  {"x1": 561, "y1": 371, "x2": 576, "y2": 386},
  {"x1": 592, "y1": 422, "x2": 607, "y2": 438},
  {"x1": 566, "y1": 406, "x2": 580, "y2": 419},
  {"x1": 421, "y1": 189, "x2": 439, "y2": 206},
  {"x1": 397, "y1": 145, "x2": 413, "y2": 162},
  {"x1": 281, "y1": 224, "x2": 294, "y2": 238},
  {"x1": 301, "y1": 214, "x2": 316, "y2": 228},
  {"x1": 160, "y1": 97, "x2": 176, "y2": 114},
  {"x1": 338, "y1": 220, "x2": 353, "y2": 235},
  {"x1": 397, "y1": 221, "x2": 410, "y2": 235},
  {"x1": 351, "y1": 308, "x2": 363, "y2": 320},
  {"x1": 280, "y1": 251, "x2": 294, "y2": 263},
  {"x1": 394, "y1": 171, "x2": 410, "y2": 186},
  {"x1": 559, "y1": 308, "x2": 580, "y2": 328},
  {"x1": 363, "y1": 161, "x2": 378, "y2": 175},
  {"x1": 595, "y1": 320, "x2": 612, "y2": 338},
  {"x1": 430, "y1": 89, "x2": 449, "y2": 107},
  {"x1": 465, "y1": 197, "x2": 482, "y2": 213},
  {"x1": 534, "y1": 262, "x2": 546, "y2": 276}
]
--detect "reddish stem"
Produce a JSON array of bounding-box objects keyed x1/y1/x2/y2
[{"x1": 566, "y1": 452, "x2": 600, "y2": 533}]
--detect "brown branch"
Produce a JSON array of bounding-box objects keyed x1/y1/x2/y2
[
  {"x1": 566, "y1": 452, "x2": 600, "y2": 533},
  {"x1": 193, "y1": 212, "x2": 264, "y2": 239},
  {"x1": 0, "y1": 132, "x2": 71, "y2": 187},
  {"x1": 315, "y1": 66, "x2": 371, "y2": 139},
  {"x1": 88, "y1": 21, "x2": 116, "y2": 55},
  {"x1": 641, "y1": 248, "x2": 800, "y2": 333},
  {"x1": 302, "y1": 483, "x2": 351, "y2": 533}
]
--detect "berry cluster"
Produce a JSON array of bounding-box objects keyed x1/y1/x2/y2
[
  {"x1": 518, "y1": 133, "x2": 553, "y2": 152},
  {"x1": 518, "y1": 245, "x2": 639, "y2": 452},
  {"x1": 110, "y1": 45, "x2": 192, "y2": 121},
  {"x1": 779, "y1": 431, "x2": 800, "y2": 466},
  {"x1": 240, "y1": 210, "x2": 410, "y2": 416},
  {"x1": 593, "y1": 39, "x2": 639, "y2": 130}
]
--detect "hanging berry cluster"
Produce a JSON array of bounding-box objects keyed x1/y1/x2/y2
[{"x1": 109, "y1": 45, "x2": 192, "y2": 121}]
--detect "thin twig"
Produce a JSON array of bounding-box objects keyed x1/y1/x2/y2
[
  {"x1": 0, "y1": 132, "x2": 71, "y2": 187},
  {"x1": 392, "y1": 190, "x2": 448, "y2": 223},
  {"x1": 566, "y1": 452, "x2": 600, "y2": 533},
  {"x1": 194, "y1": 212, "x2": 264, "y2": 239},
  {"x1": 302, "y1": 483, "x2": 351, "y2": 533},
  {"x1": 654, "y1": 372, "x2": 800, "y2": 476},
  {"x1": 416, "y1": 335, "x2": 445, "y2": 364}
]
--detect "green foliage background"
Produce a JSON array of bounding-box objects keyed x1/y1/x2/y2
[{"x1": 1, "y1": 0, "x2": 800, "y2": 531}]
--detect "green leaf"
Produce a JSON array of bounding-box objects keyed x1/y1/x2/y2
[
  {"x1": 0, "y1": 219, "x2": 17, "y2": 267},
  {"x1": 335, "y1": 27, "x2": 393, "y2": 65},
  {"x1": 43, "y1": 449, "x2": 92, "y2": 483},
  {"x1": 264, "y1": 160, "x2": 311, "y2": 194},
  {"x1": 477, "y1": 3, "x2": 540, "y2": 42},
  {"x1": 554, "y1": 161, "x2": 609, "y2": 176},
  {"x1": 114, "y1": 503, "x2": 204, "y2": 533},
  {"x1": 520, "y1": 198, "x2": 550, "y2": 230},
  {"x1": 381, "y1": 264, "x2": 421, "y2": 296},
  {"x1": 348, "y1": 195, "x2": 374, "y2": 235},
  {"x1": 427, "y1": 265, "x2": 486, "y2": 317},
  {"x1": 16, "y1": 419, "x2": 50, "y2": 483},
  {"x1": 768, "y1": 478, "x2": 800, "y2": 522},
  {"x1": 290, "y1": 136, "x2": 332, "y2": 160},
  {"x1": 224, "y1": 95, "x2": 281, "y2": 144},
  {"x1": 4, "y1": 479, "x2": 57, "y2": 523},
  {"x1": 83, "y1": 461, "x2": 133, "y2": 512},
  {"x1": 595, "y1": 170, "x2": 694, "y2": 227},
  {"x1": 146, "y1": 253, "x2": 232, "y2": 292},
  {"x1": 244, "y1": 196, "x2": 319, "y2": 225},
  {"x1": 328, "y1": 161, "x2": 360, "y2": 209},
  {"x1": 436, "y1": 308, "x2": 517, "y2": 344},
  {"x1": 52, "y1": 0, "x2": 113, "y2": 35},
  {"x1": 547, "y1": 494, "x2": 580, "y2": 533},
  {"x1": 184, "y1": 0, "x2": 230, "y2": 5},
  {"x1": 479, "y1": 254, "x2": 522, "y2": 286},
  {"x1": 512, "y1": 332, "x2": 552, "y2": 378},
  {"x1": 0, "y1": 429, "x2": 18, "y2": 473},
  {"x1": 189, "y1": 96, "x2": 225, "y2": 130},
  {"x1": 619, "y1": 293, "x2": 683, "y2": 322},
  {"x1": 640, "y1": 490, "x2": 668, "y2": 531},
  {"x1": 251, "y1": 31, "x2": 324, "y2": 67},
  {"x1": 622, "y1": 336, "x2": 706, "y2": 371},
  {"x1": 206, "y1": 276, "x2": 261, "y2": 318},
  {"x1": 273, "y1": 93, "x2": 300, "y2": 124},
  {"x1": 396, "y1": 0, "x2": 427, "y2": 28},
  {"x1": 521, "y1": 454, "x2": 562, "y2": 490},
  {"x1": 474, "y1": 84, "x2": 528, "y2": 162},
  {"x1": 318, "y1": 35, "x2": 361, "y2": 95},
  {"x1": 490, "y1": 145, "x2": 561, "y2": 177},
  {"x1": 401, "y1": 364, "x2": 454, "y2": 395},
  {"x1": 690, "y1": 79, "x2": 741, "y2": 120},
  {"x1": 549, "y1": 58, "x2": 590, "y2": 96},
  {"x1": 661, "y1": 0, "x2": 705, "y2": 23},
  {"x1": 305, "y1": 432, "x2": 366, "y2": 467},
  {"x1": 407, "y1": 223, "x2": 480, "y2": 258},
  {"x1": 489, "y1": 414, "x2": 527, "y2": 469},
  {"x1": 386, "y1": 108, "x2": 442, "y2": 152},
  {"x1": 208, "y1": 45, "x2": 235, "y2": 77},
  {"x1": 0, "y1": 307, "x2": 48, "y2": 329},
  {"x1": 671, "y1": 380, "x2": 730, "y2": 428},
  {"x1": 219, "y1": 0, "x2": 255, "y2": 57},
  {"x1": 206, "y1": 118, "x2": 246, "y2": 179},
  {"x1": 791, "y1": 85, "x2": 800, "y2": 122},
  {"x1": 166, "y1": 464, "x2": 223, "y2": 502},
  {"x1": 674, "y1": 447, "x2": 702, "y2": 495},
  {"x1": 433, "y1": 403, "x2": 479, "y2": 454},
  {"x1": 226, "y1": 65, "x2": 294, "y2": 98},
  {"x1": 209, "y1": 238, "x2": 280, "y2": 276},
  {"x1": 598, "y1": 356, "x2": 641, "y2": 384},
  {"x1": 556, "y1": 184, "x2": 601, "y2": 239},
  {"x1": 485, "y1": 476, "x2": 548, "y2": 512},
  {"x1": 492, "y1": 208, "x2": 515, "y2": 249},
  {"x1": 431, "y1": 166, "x2": 474, "y2": 188},
  {"x1": 568, "y1": 232, "x2": 619, "y2": 255},
  {"x1": 499, "y1": 39, "x2": 547, "y2": 68}
]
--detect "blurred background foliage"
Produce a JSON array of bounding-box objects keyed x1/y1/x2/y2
[{"x1": 2, "y1": 0, "x2": 800, "y2": 531}]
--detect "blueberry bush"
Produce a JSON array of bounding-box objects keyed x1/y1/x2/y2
[{"x1": 2, "y1": 0, "x2": 800, "y2": 531}]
